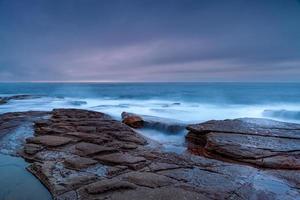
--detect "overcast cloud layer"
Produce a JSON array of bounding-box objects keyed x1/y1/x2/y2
[{"x1": 0, "y1": 0, "x2": 300, "y2": 82}]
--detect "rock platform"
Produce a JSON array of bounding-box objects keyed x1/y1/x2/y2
[{"x1": 0, "y1": 109, "x2": 297, "y2": 200}]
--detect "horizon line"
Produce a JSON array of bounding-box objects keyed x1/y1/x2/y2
[{"x1": 0, "y1": 81, "x2": 300, "y2": 84}]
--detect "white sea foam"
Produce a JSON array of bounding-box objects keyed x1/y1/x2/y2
[{"x1": 1, "y1": 96, "x2": 300, "y2": 124}]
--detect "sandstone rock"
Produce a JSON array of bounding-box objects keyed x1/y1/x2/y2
[
  {"x1": 74, "y1": 142, "x2": 117, "y2": 156},
  {"x1": 148, "y1": 162, "x2": 181, "y2": 172},
  {"x1": 121, "y1": 172, "x2": 175, "y2": 188},
  {"x1": 26, "y1": 135, "x2": 74, "y2": 147},
  {"x1": 187, "y1": 118, "x2": 300, "y2": 169},
  {"x1": 122, "y1": 112, "x2": 144, "y2": 128},
  {"x1": 63, "y1": 175, "x2": 98, "y2": 189},
  {"x1": 84, "y1": 178, "x2": 136, "y2": 194},
  {"x1": 64, "y1": 132, "x2": 100, "y2": 141},
  {"x1": 187, "y1": 118, "x2": 300, "y2": 139},
  {"x1": 27, "y1": 161, "x2": 68, "y2": 195},
  {"x1": 64, "y1": 156, "x2": 98, "y2": 170},
  {"x1": 95, "y1": 152, "x2": 146, "y2": 165},
  {"x1": 14, "y1": 109, "x2": 300, "y2": 200}
]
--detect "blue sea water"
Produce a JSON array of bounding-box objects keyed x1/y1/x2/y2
[
  {"x1": 0, "y1": 154, "x2": 52, "y2": 200},
  {"x1": 0, "y1": 82, "x2": 300, "y2": 123}
]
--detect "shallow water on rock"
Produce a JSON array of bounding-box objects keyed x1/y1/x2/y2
[
  {"x1": 137, "y1": 128, "x2": 187, "y2": 154},
  {"x1": 0, "y1": 122, "x2": 34, "y2": 155},
  {"x1": 0, "y1": 154, "x2": 52, "y2": 200}
]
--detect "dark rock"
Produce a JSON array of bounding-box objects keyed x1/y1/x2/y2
[
  {"x1": 0, "y1": 98, "x2": 8, "y2": 105},
  {"x1": 0, "y1": 95, "x2": 41, "y2": 105}
]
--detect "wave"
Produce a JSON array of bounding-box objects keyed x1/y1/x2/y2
[
  {"x1": 1, "y1": 93, "x2": 300, "y2": 125},
  {"x1": 263, "y1": 109, "x2": 300, "y2": 121}
]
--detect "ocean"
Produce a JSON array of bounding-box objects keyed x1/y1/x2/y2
[{"x1": 0, "y1": 82, "x2": 300, "y2": 123}]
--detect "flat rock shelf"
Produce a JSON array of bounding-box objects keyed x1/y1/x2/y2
[
  {"x1": 0, "y1": 108, "x2": 296, "y2": 200},
  {"x1": 186, "y1": 118, "x2": 300, "y2": 169}
]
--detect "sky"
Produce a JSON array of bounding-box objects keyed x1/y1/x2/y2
[{"x1": 0, "y1": 0, "x2": 300, "y2": 82}]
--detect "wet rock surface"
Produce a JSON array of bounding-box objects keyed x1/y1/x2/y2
[
  {"x1": 187, "y1": 118, "x2": 300, "y2": 169},
  {"x1": 122, "y1": 111, "x2": 186, "y2": 133},
  {"x1": 0, "y1": 111, "x2": 50, "y2": 155},
  {"x1": 16, "y1": 109, "x2": 300, "y2": 200},
  {"x1": 0, "y1": 111, "x2": 49, "y2": 135},
  {"x1": 121, "y1": 112, "x2": 144, "y2": 128}
]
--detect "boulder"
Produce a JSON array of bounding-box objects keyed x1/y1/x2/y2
[{"x1": 121, "y1": 112, "x2": 144, "y2": 128}]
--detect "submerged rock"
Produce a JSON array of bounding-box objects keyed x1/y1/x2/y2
[
  {"x1": 186, "y1": 118, "x2": 300, "y2": 169},
  {"x1": 13, "y1": 109, "x2": 300, "y2": 199},
  {"x1": 0, "y1": 98, "x2": 7, "y2": 105},
  {"x1": 0, "y1": 95, "x2": 42, "y2": 105}
]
